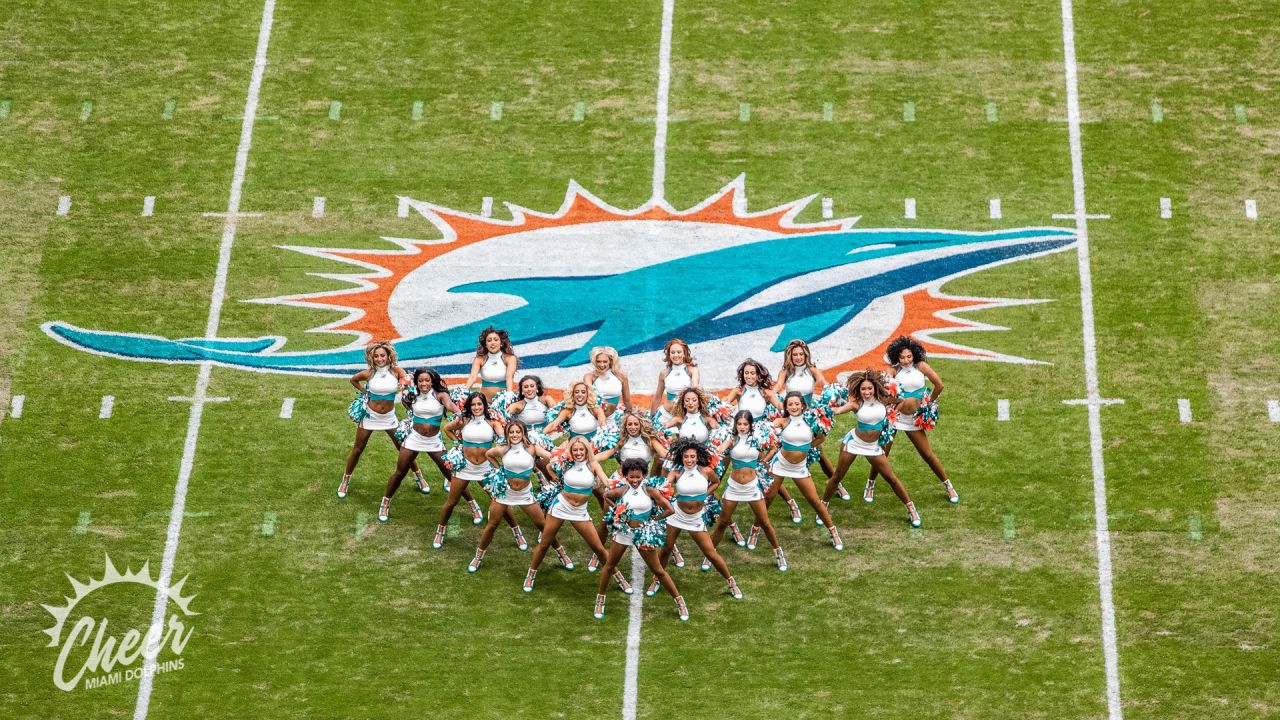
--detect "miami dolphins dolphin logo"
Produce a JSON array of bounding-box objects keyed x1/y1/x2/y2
[{"x1": 44, "y1": 177, "x2": 1075, "y2": 388}]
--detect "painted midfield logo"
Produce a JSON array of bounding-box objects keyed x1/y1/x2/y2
[{"x1": 44, "y1": 178, "x2": 1074, "y2": 388}]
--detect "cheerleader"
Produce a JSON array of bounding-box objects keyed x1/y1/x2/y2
[
  {"x1": 583, "y1": 346, "x2": 632, "y2": 416},
  {"x1": 773, "y1": 339, "x2": 848, "y2": 500},
  {"x1": 377, "y1": 367, "x2": 452, "y2": 522},
  {"x1": 765, "y1": 392, "x2": 843, "y2": 550},
  {"x1": 524, "y1": 437, "x2": 631, "y2": 595},
  {"x1": 465, "y1": 326, "x2": 517, "y2": 400},
  {"x1": 339, "y1": 341, "x2": 425, "y2": 500},
  {"x1": 661, "y1": 387, "x2": 721, "y2": 442},
  {"x1": 874, "y1": 336, "x2": 959, "y2": 504},
  {"x1": 469, "y1": 421, "x2": 574, "y2": 572},
  {"x1": 543, "y1": 381, "x2": 609, "y2": 441},
  {"x1": 650, "y1": 338, "x2": 700, "y2": 416},
  {"x1": 506, "y1": 375, "x2": 552, "y2": 434},
  {"x1": 594, "y1": 459, "x2": 688, "y2": 621},
  {"x1": 644, "y1": 440, "x2": 742, "y2": 600},
  {"x1": 723, "y1": 358, "x2": 805, "y2": 530},
  {"x1": 614, "y1": 409, "x2": 668, "y2": 477},
  {"x1": 584, "y1": 409, "x2": 671, "y2": 573},
  {"x1": 824, "y1": 370, "x2": 921, "y2": 527},
  {"x1": 710, "y1": 411, "x2": 787, "y2": 571},
  {"x1": 433, "y1": 392, "x2": 525, "y2": 550}
]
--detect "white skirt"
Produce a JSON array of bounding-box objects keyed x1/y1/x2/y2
[
  {"x1": 360, "y1": 406, "x2": 398, "y2": 431},
  {"x1": 893, "y1": 414, "x2": 921, "y2": 432},
  {"x1": 455, "y1": 459, "x2": 492, "y2": 482},
  {"x1": 612, "y1": 529, "x2": 635, "y2": 547},
  {"x1": 723, "y1": 479, "x2": 763, "y2": 502},
  {"x1": 403, "y1": 429, "x2": 444, "y2": 453},
  {"x1": 771, "y1": 454, "x2": 811, "y2": 479},
  {"x1": 550, "y1": 495, "x2": 592, "y2": 522},
  {"x1": 843, "y1": 432, "x2": 884, "y2": 457},
  {"x1": 497, "y1": 484, "x2": 535, "y2": 506},
  {"x1": 668, "y1": 506, "x2": 706, "y2": 532}
]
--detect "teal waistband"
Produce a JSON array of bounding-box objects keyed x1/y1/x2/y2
[
  {"x1": 505, "y1": 468, "x2": 533, "y2": 479},
  {"x1": 901, "y1": 388, "x2": 928, "y2": 399},
  {"x1": 600, "y1": 394, "x2": 621, "y2": 404},
  {"x1": 569, "y1": 430, "x2": 596, "y2": 439},
  {"x1": 562, "y1": 485, "x2": 594, "y2": 495},
  {"x1": 412, "y1": 415, "x2": 443, "y2": 426},
  {"x1": 732, "y1": 459, "x2": 759, "y2": 469},
  {"x1": 481, "y1": 379, "x2": 506, "y2": 388},
  {"x1": 675, "y1": 493, "x2": 706, "y2": 503},
  {"x1": 856, "y1": 421, "x2": 885, "y2": 432},
  {"x1": 781, "y1": 441, "x2": 809, "y2": 452},
  {"x1": 628, "y1": 510, "x2": 652, "y2": 521},
  {"x1": 461, "y1": 440, "x2": 492, "y2": 448},
  {"x1": 367, "y1": 392, "x2": 397, "y2": 401},
  {"x1": 665, "y1": 391, "x2": 681, "y2": 401}
]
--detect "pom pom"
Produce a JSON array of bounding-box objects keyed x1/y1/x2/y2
[
  {"x1": 877, "y1": 423, "x2": 896, "y2": 447},
  {"x1": 705, "y1": 394, "x2": 735, "y2": 424},
  {"x1": 914, "y1": 398, "x2": 939, "y2": 431},
  {"x1": 633, "y1": 519, "x2": 668, "y2": 550},
  {"x1": 481, "y1": 466, "x2": 508, "y2": 499},
  {"x1": 526, "y1": 429, "x2": 555, "y2": 452},
  {"x1": 441, "y1": 445, "x2": 467, "y2": 473},
  {"x1": 448, "y1": 386, "x2": 471, "y2": 413},
  {"x1": 490, "y1": 390, "x2": 518, "y2": 418},
  {"x1": 605, "y1": 501, "x2": 631, "y2": 535},
  {"x1": 393, "y1": 418, "x2": 412, "y2": 442},
  {"x1": 535, "y1": 482, "x2": 561, "y2": 511},
  {"x1": 701, "y1": 496, "x2": 723, "y2": 526},
  {"x1": 348, "y1": 393, "x2": 368, "y2": 424},
  {"x1": 591, "y1": 424, "x2": 621, "y2": 453},
  {"x1": 645, "y1": 475, "x2": 674, "y2": 500}
]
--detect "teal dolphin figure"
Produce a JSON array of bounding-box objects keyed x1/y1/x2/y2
[{"x1": 43, "y1": 227, "x2": 1074, "y2": 376}]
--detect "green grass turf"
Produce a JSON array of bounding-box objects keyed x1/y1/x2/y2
[{"x1": 1, "y1": 0, "x2": 1277, "y2": 718}]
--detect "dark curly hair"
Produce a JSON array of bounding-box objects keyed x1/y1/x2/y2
[
  {"x1": 735, "y1": 358, "x2": 774, "y2": 390},
  {"x1": 476, "y1": 326, "x2": 516, "y2": 359},
  {"x1": 412, "y1": 367, "x2": 448, "y2": 395},
  {"x1": 668, "y1": 437, "x2": 712, "y2": 467},
  {"x1": 619, "y1": 458, "x2": 649, "y2": 478},
  {"x1": 517, "y1": 374, "x2": 545, "y2": 397},
  {"x1": 845, "y1": 369, "x2": 896, "y2": 405},
  {"x1": 886, "y1": 335, "x2": 926, "y2": 367}
]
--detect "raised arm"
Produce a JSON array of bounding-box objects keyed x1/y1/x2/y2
[{"x1": 618, "y1": 370, "x2": 633, "y2": 412}]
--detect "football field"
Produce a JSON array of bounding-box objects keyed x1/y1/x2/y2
[{"x1": 1, "y1": 1, "x2": 1277, "y2": 718}]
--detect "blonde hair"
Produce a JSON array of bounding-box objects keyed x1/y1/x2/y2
[
  {"x1": 619, "y1": 409, "x2": 658, "y2": 444},
  {"x1": 589, "y1": 346, "x2": 623, "y2": 375},
  {"x1": 566, "y1": 380, "x2": 599, "y2": 409},
  {"x1": 364, "y1": 340, "x2": 399, "y2": 370},
  {"x1": 564, "y1": 435, "x2": 597, "y2": 464}
]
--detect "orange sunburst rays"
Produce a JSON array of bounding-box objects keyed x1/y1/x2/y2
[{"x1": 250, "y1": 176, "x2": 1055, "y2": 374}]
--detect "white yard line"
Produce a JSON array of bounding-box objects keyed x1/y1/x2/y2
[
  {"x1": 1267, "y1": 399, "x2": 1279, "y2": 423},
  {"x1": 1177, "y1": 398, "x2": 1192, "y2": 424},
  {"x1": 650, "y1": 0, "x2": 675, "y2": 203},
  {"x1": 132, "y1": 1, "x2": 276, "y2": 718},
  {"x1": 989, "y1": 197, "x2": 1002, "y2": 220},
  {"x1": 99, "y1": 395, "x2": 115, "y2": 419},
  {"x1": 626, "y1": 1, "x2": 676, "y2": 714},
  {"x1": 280, "y1": 397, "x2": 296, "y2": 419},
  {"x1": 904, "y1": 197, "x2": 917, "y2": 219},
  {"x1": 143, "y1": 196, "x2": 156, "y2": 217},
  {"x1": 997, "y1": 398, "x2": 1009, "y2": 421},
  {"x1": 312, "y1": 196, "x2": 325, "y2": 218},
  {"x1": 1058, "y1": 0, "x2": 1124, "y2": 718}
]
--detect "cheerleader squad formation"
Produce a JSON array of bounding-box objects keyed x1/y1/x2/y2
[{"x1": 338, "y1": 330, "x2": 956, "y2": 621}]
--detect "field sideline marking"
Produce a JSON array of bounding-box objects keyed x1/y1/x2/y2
[
  {"x1": 1159, "y1": 197, "x2": 1171, "y2": 219},
  {"x1": 904, "y1": 198, "x2": 916, "y2": 219},
  {"x1": 143, "y1": 196, "x2": 156, "y2": 217},
  {"x1": 10, "y1": 394, "x2": 25, "y2": 419},
  {"x1": 57, "y1": 196, "x2": 71, "y2": 216},
  {"x1": 1058, "y1": 0, "x2": 1124, "y2": 717},
  {"x1": 989, "y1": 198, "x2": 1002, "y2": 220},
  {"x1": 1267, "y1": 399, "x2": 1279, "y2": 423},
  {"x1": 997, "y1": 399, "x2": 1009, "y2": 421},
  {"x1": 280, "y1": 397, "x2": 295, "y2": 419},
  {"x1": 1244, "y1": 198, "x2": 1257, "y2": 220},
  {"x1": 99, "y1": 395, "x2": 115, "y2": 419},
  {"x1": 312, "y1": 196, "x2": 325, "y2": 218},
  {"x1": 133, "y1": 0, "x2": 277, "y2": 717}
]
